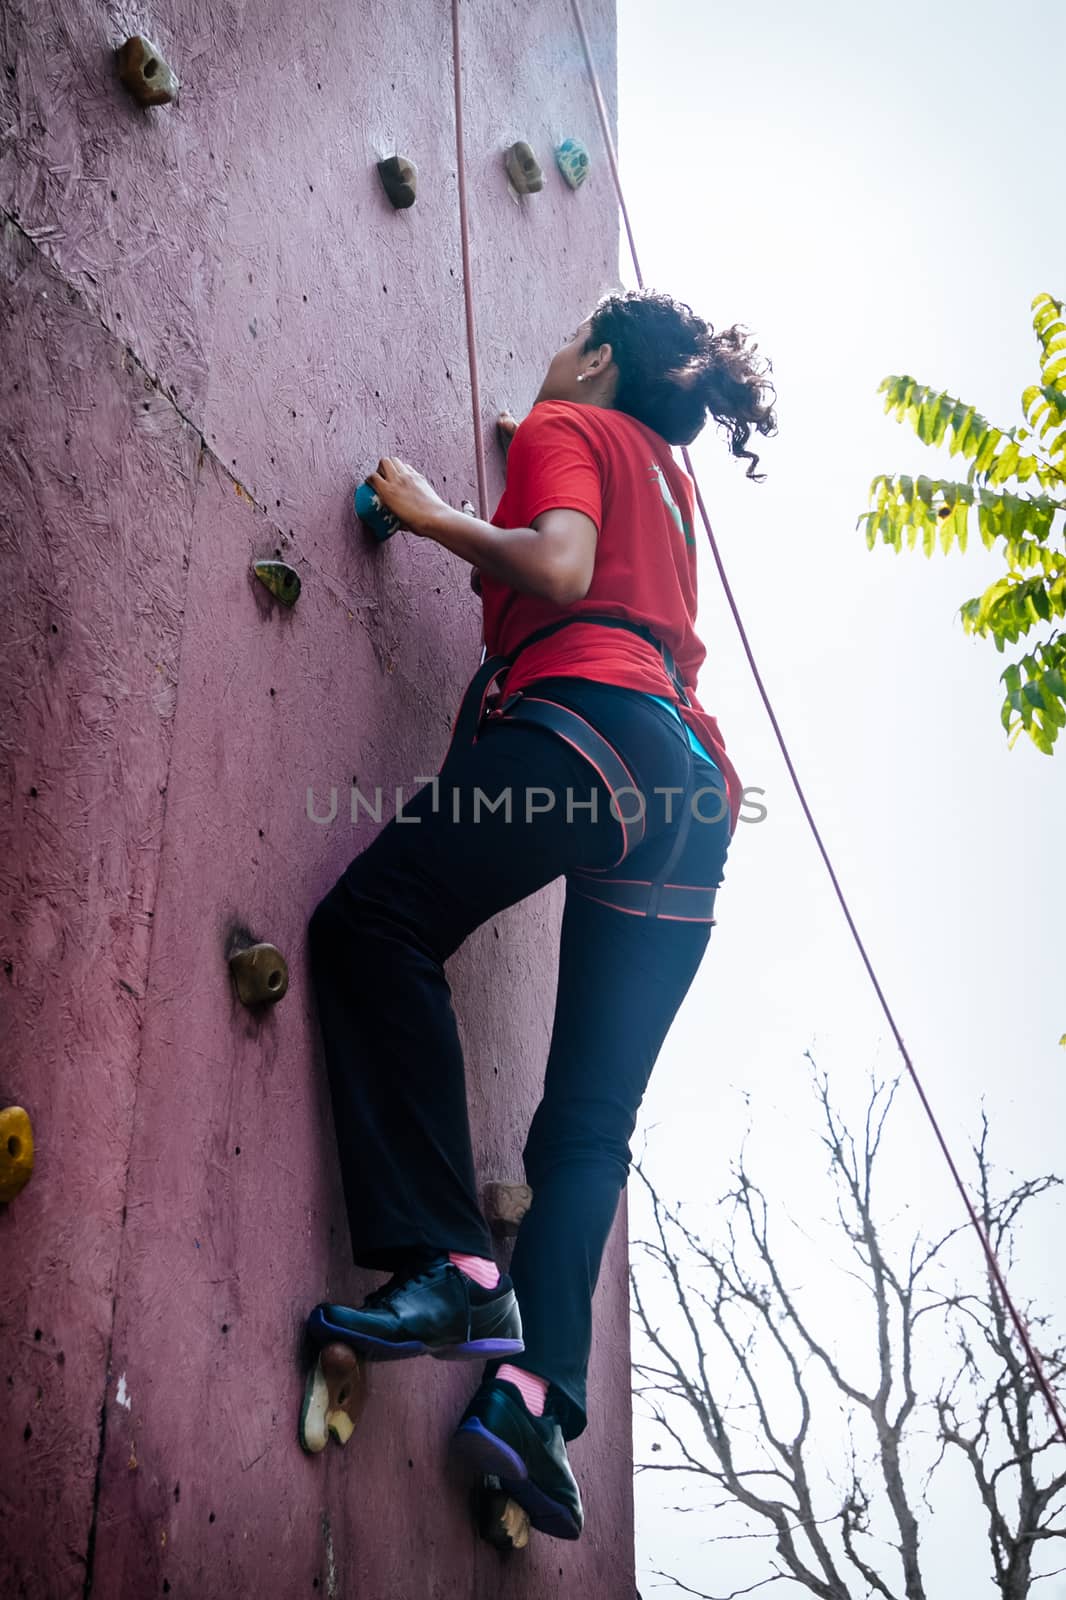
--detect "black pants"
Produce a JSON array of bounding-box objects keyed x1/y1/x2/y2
[{"x1": 308, "y1": 677, "x2": 733, "y2": 1440}]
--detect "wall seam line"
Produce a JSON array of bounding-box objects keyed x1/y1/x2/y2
[{"x1": 3, "y1": 207, "x2": 273, "y2": 518}]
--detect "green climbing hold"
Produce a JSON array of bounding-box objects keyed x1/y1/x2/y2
[
  {"x1": 504, "y1": 141, "x2": 544, "y2": 195},
  {"x1": 254, "y1": 560, "x2": 301, "y2": 606}
]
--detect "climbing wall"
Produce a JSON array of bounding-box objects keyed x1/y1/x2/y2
[{"x1": 0, "y1": 2, "x2": 633, "y2": 1596}]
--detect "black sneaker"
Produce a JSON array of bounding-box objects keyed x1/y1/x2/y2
[
  {"x1": 450, "y1": 1378, "x2": 583, "y2": 1540},
  {"x1": 306, "y1": 1256, "x2": 524, "y2": 1363}
]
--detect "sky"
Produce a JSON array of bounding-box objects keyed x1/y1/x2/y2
[{"x1": 613, "y1": 0, "x2": 1066, "y2": 1593}]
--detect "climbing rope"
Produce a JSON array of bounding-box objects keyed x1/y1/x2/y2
[
  {"x1": 450, "y1": 0, "x2": 489, "y2": 517},
  {"x1": 446, "y1": 0, "x2": 1066, "y2": 1447},
  {"x1": 568, "y1": 0, "x2": 1066, "y2": 1448}
]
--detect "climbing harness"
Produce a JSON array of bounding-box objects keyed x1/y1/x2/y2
[{"x1": 446, "y1": 614, "x2": 724, "y2": 922}]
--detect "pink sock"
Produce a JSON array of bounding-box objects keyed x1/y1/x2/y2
[
  {"x1": 448, "y1": 1252, "x2": 500, "y2": 1290},
  {"x1": 497, "y1": 1364, "x2": 548, "y2": 1416}
]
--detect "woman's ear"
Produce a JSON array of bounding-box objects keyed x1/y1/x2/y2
[{"x1": 590, "y1": 341, "x2": 613, "y2": 375}]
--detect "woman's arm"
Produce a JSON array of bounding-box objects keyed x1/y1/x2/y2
[
  {"x1": 425, "y1": 504, "x2": 596, "y2": 605},
  {"x1": 365, "y1": 455, "x2": 596, "y2": 605}
]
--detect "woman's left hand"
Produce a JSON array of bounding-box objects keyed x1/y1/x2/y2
[{"x1": 366, "y1": 457, "x2": 450, "y2": 538}]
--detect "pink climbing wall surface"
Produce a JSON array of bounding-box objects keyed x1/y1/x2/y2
[{"x1": 0, "y1": 1, "x2": 633, "y2": 1597}]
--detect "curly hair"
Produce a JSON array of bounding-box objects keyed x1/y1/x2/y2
[{"x1": 583, "y1": 288, "x2": 777, "y2": 478}]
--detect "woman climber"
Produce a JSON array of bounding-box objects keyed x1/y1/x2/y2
[{"x1": 303, "y1": 288, "x2": 775, "y2": 1541}]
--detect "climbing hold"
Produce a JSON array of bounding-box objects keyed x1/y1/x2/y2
[
  {"x1": 116, "y1": 36, "x2": 179, "y2": 106},
  {"x1": 482, "y1": 1182, "x2": 533, "y2": 1238},
  {"x1": 504, "y1": 142, "x2": 543, "y2": 195},
  {"x1": 0, "y1": 1106, "x2": 34, "y2": 1203},
  {"x1": 555, "y1": 138, "x2": 590, "y2": 190},
  {"x1": 299, "y1": 1342, "x2": 366, "y2": 1453},
  {"x1": 472, "y1": 1476, "x2": 530, "y2": 1551},
  {"x1": 376, "y1": 155, "x2": 417, "y2": 210},
  {"x1": 228, "y1": 942, "x2": 289, "y2": 1006},
  {"x1": 253, "y1": 560, "x2": 301, "y2": 607},
  {"x1": 354, "y1": 481, "x2": 401, "y2": 543}
]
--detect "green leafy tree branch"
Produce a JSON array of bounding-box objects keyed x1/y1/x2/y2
[{"x1": 859, "y1": 293, "x2": 1066, "y2": 753}]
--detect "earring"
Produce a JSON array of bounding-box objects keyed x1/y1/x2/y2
[{"x1": 577, "y1": 373, "x2": 588, "y2": 383}]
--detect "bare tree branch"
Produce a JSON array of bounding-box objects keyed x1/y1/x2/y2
[
  {"x1": 632, "y1": 1064, "x2": 1066, "y2": 1600},
  {"x1": 649, "y1": 1570, "x2": 788, "y2": 1599}
]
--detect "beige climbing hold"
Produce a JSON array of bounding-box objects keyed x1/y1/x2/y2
[
  {"x1": 299, "y1": 1342, "x2": 366, "y2": 1453},
  {"x1": 116, "y1": 36, "x2": 179, "y2": 107},
  {"x1": 0, "y1": 1106, "x2": 35, "y2": 1203},
  {"x1": 504, "y1": 142, "x2": 543, "y2": 195},
  {"x1": 321, "y1": 1343, "x2": 364, "y2": 1444},
  {"x1": 228, "y1": 942, "x2": 289, "y2": 1007},
  {"x1": 475, "y1": 1478, "x2": 531, "y2": 1550},
  {"x1": 482, "y1": 1182, "x2": 533, "y2": 1237},
  {"x1": 498, "y1": 1497, "x2": 530, "y2": 1550}
]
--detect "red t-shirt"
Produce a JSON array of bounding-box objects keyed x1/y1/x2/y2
[{"x1": 481, "y1": 400, "x2": 741, "y2": 823}]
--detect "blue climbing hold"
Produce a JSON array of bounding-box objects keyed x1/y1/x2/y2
[
  {"x1": 555, "y1": 138, "x2": 590, "y2": 190},
  {"x1": 355, "y1": 480, "x2": 401, "y2": 542}
]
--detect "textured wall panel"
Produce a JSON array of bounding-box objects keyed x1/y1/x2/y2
[
  {"x1": 195, "y1": 0, "x2": 484, "y2": 758},
  {"x1": 1, "y1": 0, "x2": 630, "y2": 1593},
  {"x1": 0, "y1": 222, "x2": 202, "y2": 1597},
  {"x1": 0, "y1": 0, "x2": 247, "y2": 417}
]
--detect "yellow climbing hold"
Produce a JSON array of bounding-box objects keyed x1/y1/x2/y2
[{"x1": 0, "y1": 1106, "x2": 35, "y2": 1202}]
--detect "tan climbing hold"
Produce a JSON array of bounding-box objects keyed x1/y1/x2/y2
[
  {"x1": 504, "y1": 142, "x2": 543, "y2": 195},
  {"x1": 0, "y1": 1106, "x2": 35, "y2": 1203},
  {"x1": 482, "y1": 1182, "x2": 533, "y2": 1237},
  {"x1": 498, "y1": 1496, "x2": 530, "y2": 1550},
  {"x1": 116, "y1": 36, "x2": 179, "y2": 107},
  {"x1": 300, "y1": 1342, "x2": 366, "y2": 1453},
  {"x1": 475, "y1": 1478, "x2": 531, "y2": 1550},
  {"x1": 321, "y1": 1343, "x2": 365, "y2": 1445},
  {"x1": 228, "y1": 942, "x2": 289, "y2": 1006}
]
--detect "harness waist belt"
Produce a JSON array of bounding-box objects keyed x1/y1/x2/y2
[
  {"x1": 507, "y1": 612, "x2": 691, "y2": 706},
  {"x1": 446, "y1": 632, "x2": 721, "y2": 922}
]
